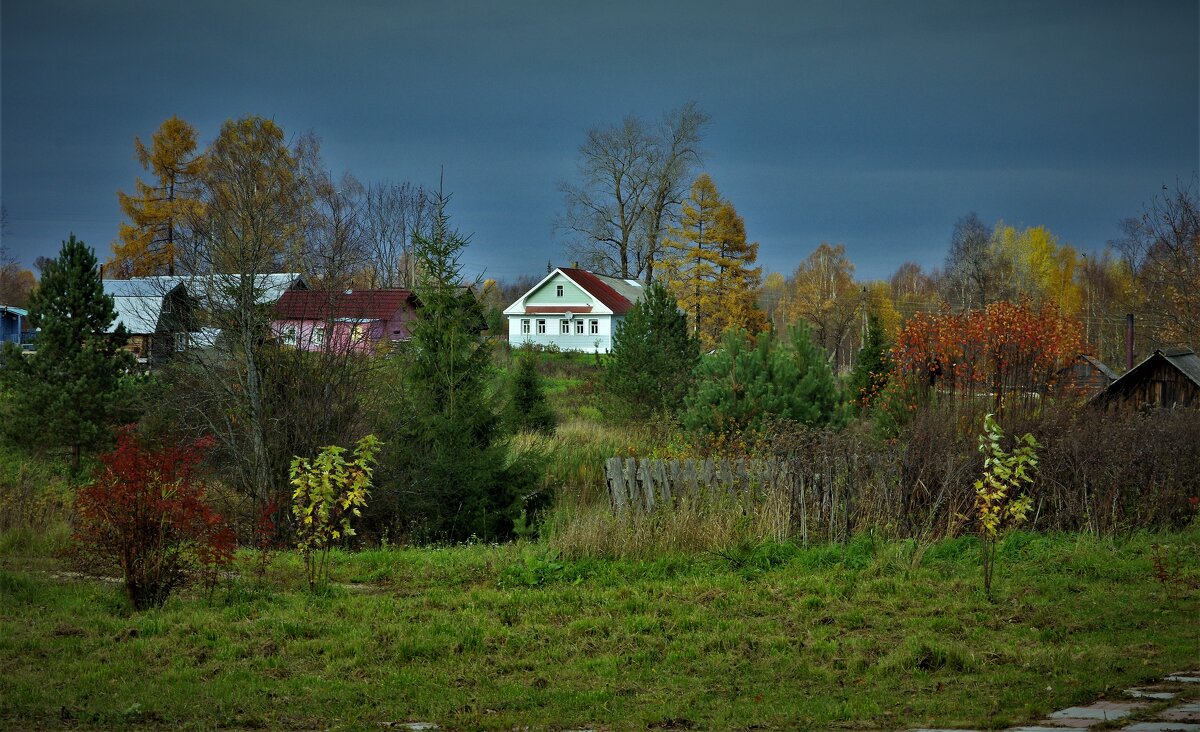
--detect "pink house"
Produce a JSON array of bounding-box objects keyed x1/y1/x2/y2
[{"x1": 272, "y1": 289, "x2": 420, "y2": 353}]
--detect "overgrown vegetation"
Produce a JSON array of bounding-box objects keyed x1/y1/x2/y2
[{"x1": 1, "y1": 530, "x2": 1196, "y2": 729}]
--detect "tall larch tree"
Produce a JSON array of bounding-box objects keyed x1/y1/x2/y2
[
  {"x1": 709, "y1": 199, "x2": 767, "y2": 340},
  {"x1": 660, "y1": 173, "x2": 728, "y2": 349},
  {"x1": 109, "y1": 116, "x2": 206, "y2": 277}
]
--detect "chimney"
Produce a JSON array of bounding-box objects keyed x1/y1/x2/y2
[
  {"x1": 1125, "y1": 313, "x2": 1134, "y2": 371},
  {"x1": 573, "y1": 261, "x2": 580, "y2": 270}
]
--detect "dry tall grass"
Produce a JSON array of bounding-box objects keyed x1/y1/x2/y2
[{"x1": 544, "y1": 489, "x2": 791, "y2": 559}]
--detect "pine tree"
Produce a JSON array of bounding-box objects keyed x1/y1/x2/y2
[
  {"x1": 709, "y1": 198, "x2": 768, "y2": 340},
  {"x1": 377, "y1": 192, "x2": 533, "y2": 541},
  {"x1": 683, "y1": 324, "x2": 844, "y2": 436},
  {"x1": 0, "y1": 235, "x2": 132, "y2": 473},
  {"x1": 507, "y1": 350, "x2": 556, "y2": 434},
  {"x1": 109, "y1": 117, "x2": 206, "y2": 277},
  {"x1": 603, "y1": 282, "x2": 699, "y2": 418}
]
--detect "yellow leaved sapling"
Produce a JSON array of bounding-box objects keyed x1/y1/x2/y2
[
  {"x1": 974, "y1": 413, "x2": 1039, "y2": 598},
  {"x1": 291, "y1": 435, "x2": 381, "y2": 590}
]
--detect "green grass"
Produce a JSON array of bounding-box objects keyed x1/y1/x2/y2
[{"x1": 2, "y1": 530, "x2": 1197, "y2": 730}]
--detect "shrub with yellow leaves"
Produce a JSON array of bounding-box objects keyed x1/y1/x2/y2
[{"x1": 974, "y1": 413, "x2": 1038, "y2": 598}]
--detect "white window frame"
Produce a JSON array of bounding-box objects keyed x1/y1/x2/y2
[
  {"x1": 575, "y1": 319, "x2": 584, "y2": 334},
  {"x1": 556, "y1": 284, "x2": 564, "y2": 297},
  {"x1": 174, "y1": 332, "x2": 187, "y2": 352},
  {"x1": 560, "y1": 319, "x2": 571, "y2": 334},
  {"x1": 521, "y1": 319, "x2": 530, "y2": 335},
  {"x1": 589, "y1": 319, "x2": 599, "y2": 335},
  {"x1": 282, "y1": 325, "x2": 298, "y2": 346},
  {"x1": 312, "y1": 326, "x2": 325, "y2": 347},
  {"x1": 536, "y1": 319, "x2": 546, "y2": 334}
]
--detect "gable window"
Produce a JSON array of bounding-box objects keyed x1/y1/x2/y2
[
  {"x1": 575, "y1": 319, "x2": 584, "y2": 334},
  {"x1": 560, "y1": 319, "x2": 571, "y2": 335},
  {"x1": 536, "y1": 319, "x2": 546, "y2": 334},
  {"x1": 521, "y1": 319, "x2": 531, "y2": 335},
  {"x1": 590, "y1": 319, "x2": 599, "y2": 335},
  {"x1": 556, "y1": 284, "x2": 564, "y2": 297}
]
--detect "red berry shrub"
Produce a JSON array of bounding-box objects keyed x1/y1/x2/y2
[{"x1": 73, "y1": 430, "x2": 235, "y2": 610}]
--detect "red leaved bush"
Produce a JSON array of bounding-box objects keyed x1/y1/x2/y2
[
  {"x1": 886, "y1": 300, "x2": 1084, "y2": 425},
  {"x1": 73, "y1": 429, "x2": 235, "y2": 610}
]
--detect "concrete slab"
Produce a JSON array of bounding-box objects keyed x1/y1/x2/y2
[
  {"x1": 1007, "y1": 727, "x2": 1086, "y2": 732},
  {"x1": 1128, "y1": 688, "x2": 1180, "y2": 700},
  {"x1": 1035, "y1": 717, "x2": 1099, "y2": 728},
  {"x1": 1047, "y1": 704, "x2": 1138, "y2": 720},
  {"x1": 1160, "y1": 703, "x2": 1200, "y2": 723},
  {"x1": 1121, "y1": 723, "x2": 1200, "y2": 732},
  {"x1": 1164, "y1": 674, "x2": 1200, "y2": 684}
]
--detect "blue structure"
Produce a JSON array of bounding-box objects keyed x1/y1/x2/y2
[{"x1": 1, "y1": 305, "x2": 28, "y2": 346}]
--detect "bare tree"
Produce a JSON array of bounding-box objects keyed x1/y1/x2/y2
[
  {"x1": 362, "y1": 181, "x2": 434, "y2": 289},
  {"x1": 1115, "y1": 177, "x2": 1200, "y2": 348},
  {"x1": 942, "y1": 212, "x2": 997, "y2": 310},
  {"x1": 302, "y1": 170, "x2": 368, "y2": 290},
  {"x1": 558, "y1": 102, "x2": 708, "y2": 281}
]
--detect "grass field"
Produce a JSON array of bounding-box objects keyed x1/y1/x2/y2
[{"x1": 2, "y1": 530, "x2": 1197, "y2": 730}]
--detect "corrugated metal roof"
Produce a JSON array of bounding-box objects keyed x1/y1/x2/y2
[
  {"x1": 1080, "y1": 355, "x2": 1119, "y2": 382},
  {"x1": 109, "y1": 296, "x2": 162, "y2": 334},
  {"x1": 1162, "y1": 348, "x2": 1200, "y2": 387},
  {"x1": 0, "y1": 306, "x2": 28, "y2": 318},
  {"x1": 274, "y1": 289, "x2": 417, "y2": 321},
  {"x1": 104, "y1": 273, "x2": 305, "y2": 306}
]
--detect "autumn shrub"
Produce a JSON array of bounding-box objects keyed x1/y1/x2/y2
[
  {"x1": 72, "y1": 430, "x2": 234, "y2": 610},
  {"x1": 1030, "y1": 406, "x2": 1200, "y2": 533}
]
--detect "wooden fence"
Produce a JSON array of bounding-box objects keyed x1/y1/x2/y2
[
  {"x1": 603, "y1": 454, "x2": 904, "y2": 544},
  {"x1": 603, "y1": 457, "x2": 789, "y2": 513}
]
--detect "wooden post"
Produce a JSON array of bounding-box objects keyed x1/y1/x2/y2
[
  {"x1": 639, "y1": 459, "x2": 656, "y2": 512},
  {"x1": 606, "y1": 457, "x2": 627, "y2": 513},
  {"x1": 624, "y1": 458, "x2": 639, "y2": 512}
]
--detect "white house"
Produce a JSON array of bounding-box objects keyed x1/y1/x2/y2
[{"x1": 503, "y1": 267, "x2": 645, "y2": 353}]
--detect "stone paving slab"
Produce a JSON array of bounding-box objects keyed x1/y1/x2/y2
[
  {"x1": 1161, "y1": 702, "x2": 1200, "y2": 723},
  {"x1": 1165, "y1": 673, "x2": 1200, "y2": 684},
  {"x1": 1047, "y1": 703, "x2": 1142, "y2": 720},
  {"x1": 1035, "y1": 717, "x2": 1101, "y2": 728},
  {"x1": 1121, "y1": 723, "x2": 1200, "y2": 731},
  {"x1": 1128, "y1": 688, "x2": 1181, "y2": 700},
  {"x1": 1008, "y1": 727, "x2": 1086, "y2": 732}
]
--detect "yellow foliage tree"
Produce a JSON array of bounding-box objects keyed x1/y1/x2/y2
[
  {"x1": 661, "y1": 174, "x2": 764, "y2": 349},
  {"x1": 109, "y1": 116, "x2": 206, "y2": 277},
  {"x1": 784, "y1": 243, "x2": 861, "y2": 371},
  {"x1": 991, "y1": 224, "x2": 1083, "y2": 316}
]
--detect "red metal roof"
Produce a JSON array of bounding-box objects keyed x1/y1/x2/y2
[
  {"x1": 558, "y1": 268, "x2": 634, "y2": 314},
  {"x1": 274, "y1": 289, "x2": 418, "y2": 321}
]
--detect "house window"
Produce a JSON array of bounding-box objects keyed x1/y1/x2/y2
[
  {"x1": 575, "y1": 319, "x2": 584, "y2": 334},
  {"x1": 312, "y1": 326, "x2": 325, "y2": 347},
  {"x1": 351, "y1": 324, "x2": 368, "y2": 343},
  {"x1": 282, "y1": 325, "x2": 298, "y2": 346},
  {"x1": 536, "y1": 319, "x2": 546, "y2": 334},
  {"x1": 521, "y1": 319, "x2": 530, "y2": 334},
  {"x1": 174, "y1": 332, "x2": 187, "y2": 352},
  {"x1": 590, "y1": 319, "x2": 599, "y2": 335},
  {"x1": 560, "y1": 319, "x2": 571, "y2": 334},
  {"x1": 556, "y1": 285, "x2": 564, "y2": 297}
]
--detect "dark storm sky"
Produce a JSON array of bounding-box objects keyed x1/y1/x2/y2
[{"x1": 2, "y1": 0, "x2": 1197, "y2": 283}]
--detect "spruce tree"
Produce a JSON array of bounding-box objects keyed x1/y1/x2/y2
[
  {"x1": 507, "y1": 350, "x2": 556, "y2": 434},
  {"x1": 0, "y1": 235, "x2": 131, "y2": 473},
  {"x1": 603, "y1": 282, "x2": 699, "y2": 418},
  {"x1": 377, "y1": 193, "x2": 533, "y2": 541},
  {"x1": 846, "y1": 314, "x2": 891, "y2": 414}
]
